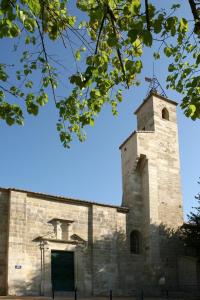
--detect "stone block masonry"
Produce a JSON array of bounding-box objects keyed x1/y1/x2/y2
[
  {"x1": 0, "y1": 91, "x2": 199, "y2": 297},
  {"x1": 0, "y1": 190, "x2": 9, "y2": 295},
  {"x1": 1, "y1": 188, "x2": 128, "y2": 296},
  {"x1": 120, "y1": 92, "x2": 184, "y2": 290}
]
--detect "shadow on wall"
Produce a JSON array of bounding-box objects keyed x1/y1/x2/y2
[{"x1": 6, "y1": 223, "x2": 200, "y2": 297}]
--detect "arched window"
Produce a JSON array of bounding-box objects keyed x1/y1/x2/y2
[
  {"x1": 162, "y1": 108, "x2": 169, "y2": 120},
  {"x1": 130, "y1": 230, "x2": 141, "y2": 254}
]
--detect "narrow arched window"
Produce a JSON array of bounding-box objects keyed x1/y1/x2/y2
[
  {"x1": 162, "y1": 108, "x2": 169, "y2": 120},
  {"x1": 130, "y1": 230, "x2": 141, "y2": 254}
]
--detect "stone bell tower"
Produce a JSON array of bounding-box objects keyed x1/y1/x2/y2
[{"x1": 119, "y1": 91, "x2": 183, "y2": 289}]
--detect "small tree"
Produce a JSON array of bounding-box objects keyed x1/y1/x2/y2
[{"x1": 180, "y1": 179, "x2": 200, "y2": 255}]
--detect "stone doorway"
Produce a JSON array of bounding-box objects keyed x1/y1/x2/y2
[{"x1": 51, "y1": 250, "x2": 75, "y2": 292}]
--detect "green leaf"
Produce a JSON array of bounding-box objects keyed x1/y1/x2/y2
[
  {"x1": 171, "y1": 4, "x2": 180, "y2": 9},
  {"x1": 75, "y1": 50, "x2": 81, "y2": 61},
  {"x1": 25, "y1": 35, "x2": 30, "y2": 44},
  {"x1": 185, "y1": 104, "x2": 196, "y2": 117},
  {"x1": 10, "y1": 25, "x2": 20, "y2": 37},
  {"x1": 125, "y1": 60, "x2": 134, "y2": 71},
  {"x1": 128, "y1": 29, "x2": 138, "y2": 43},
  {"x1": 196, "y1": 54, "x2": 200, "y2": 65},
  {"x1": 60, "y1": 131, "x2": 71, "y2": 148},
  {"x1": 164, "y1": 47, "x2": 172, "y2": 57},
  {"x1": 89, "y1": 118, "x2": 94, "y2": 126},
  {"x1": 67, "y1": 16, "x2": 76, "y2": 26},
  {"x1": 6, "y1": 117, "x2": 15, "y2": 126},
  {"x1": 166, "y1": 17, "x2": 178, "y2": 36},
  {"x1": 153, "y1": 14, "x2": 164, "y2": 33},
  {"x1": 78, "y1": 21, "x2": 86, "y2": 29},
  {"x1": 0, "y1": 90, "x2": 5, "y2": 101},
  {"x1": 27, "y1": 102, "x2": 39, "y2": 115},
  {"x1": 107, "y1": 33, "x2": 118, "y2": 47},
  {"x1": 179, "y1": 18, "x2": 188, "y2": 33},
  {"x1": 10, "y1": 86, "x2": 17, "y2": 94},
  {"x1": 153, "y1": 52, "x2": 160, "y2": 60},
  {"x1": 168, "y1": 64, "x2": 176, "y2": 72},
  {"x1": 129, "y1": 0, "x2": 141, "y2": 16},
  {"x1": 116, "y1": 90, "x2": 122, "y2": 102},
  {"x1": 56, "y1": 122, "x2": 64, "y2": 131},
  {"x1": 24, "y1": 18, "x2": 36, "y2": 33},
  {"x1": 18, "y1": 10, "x2": 26, "y2": 23},
  {"x1": 135, "y1": 60, "x2": 142, "y2": 73},
  {"x1": 25, "y1": 0, "x2": 41, "y2": 15},
  {"x1": 132, "y1": 38, "x2": 143, "y2": 56},
  {"x1": 142, "y1": 30, "x2": 152, "y2": 47},
  {"x1": 36, "y1": 93, "x2": 48, "y2": 106},
  {"x1": 0, "y1": 71, "x2": 8, "y2": 82},
  {"x1": 25, "y1": 80, "x2": 33, "y2": 88}
]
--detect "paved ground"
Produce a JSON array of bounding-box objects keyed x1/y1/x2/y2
[{"x1": 0, "y1": 296, "x2": 199, "y2": 300}]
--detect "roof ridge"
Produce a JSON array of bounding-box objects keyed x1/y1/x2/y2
[{"x1": 0, "y1": 187, "x2": 129, "y2": 213}]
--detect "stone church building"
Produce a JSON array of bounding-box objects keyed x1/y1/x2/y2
[{"x1": 0, "y1": 92, "x2": 199, "y2": 296}]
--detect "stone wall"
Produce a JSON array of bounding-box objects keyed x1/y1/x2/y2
[
  {"x1": 92, "y1": 205, "x2": 127, "y2": 295},
  {"x1": 0, "y1": 190, "x2": 9, "y2": 295},
  {"x1": 153, "y1": 96, "x2": 183, "y2": 227},
  {"x1": 6, "y1": 190, "x2": 127, "y2": 296},
  {"x1": 120, "y1": 93, "x2": 184, "y2": 291},
  {"x1": 178, "y1": 256, "x2": 199, "y2": 289},
  {"x1": 120, "y1": 132, "x2": 138, "y2": 208},
  {"x1": 136, "y1": 97, "x2": 155, "y2": 131},
  {"x1": 7, "y1": 191, "x2": 27, "y2": 295}
]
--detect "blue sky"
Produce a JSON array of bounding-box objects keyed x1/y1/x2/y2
[{"x1": 0, "y1": 0, "x2": 200, "y2": 220}]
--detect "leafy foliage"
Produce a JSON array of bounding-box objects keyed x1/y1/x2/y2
[
  {"x1": 180, "y1": 180, "x2": 200, "y2": 255},
  {"x1": 0, "y1": 0, "x2": 200, "y2": 147}
]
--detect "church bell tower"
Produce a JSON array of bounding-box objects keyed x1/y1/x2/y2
[{"x1": 119, "y1": 90, "x2": 183, "y2": 289}]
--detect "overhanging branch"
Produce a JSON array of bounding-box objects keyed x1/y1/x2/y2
[
  {"x1": 107, "y1": 6, "x2": 129, "y2": 88},
  {"x1": 145, "y1": 0, "x2": 151, "y2": 31},
  {"x1": 188, "y1": 0, "x2": 200, "y2": 34}
]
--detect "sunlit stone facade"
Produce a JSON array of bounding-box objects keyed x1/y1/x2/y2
[{"x1": 0, "y1": 92, "x2": 199, "y2": 296}]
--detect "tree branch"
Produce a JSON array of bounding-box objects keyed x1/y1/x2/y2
[
  {"x1": 107, "y1": 6, "x2": 129, "y2": 88},
  {"x1": 188, "y1": 0, "x2": 200, "y2": 34},
  {"x1": 95, "y1": 14, "x2": 106, "y2": 55},
  {"x1": 36, "y1": 19, "x2": 57, "y2": 105},
  {"x1": 36, "y1": 19, "x2": 67, "y2": 134},
  {"x1": 145, "y1": 0, "x2": 151, "y2": 31},
  {"x1": 0, "y1": 85, "x2": 18, "y2": 97}
]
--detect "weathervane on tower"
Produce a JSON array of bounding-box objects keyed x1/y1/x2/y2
[{"x1": 145, "y1": 63, "x2": 167, "y2": 98}]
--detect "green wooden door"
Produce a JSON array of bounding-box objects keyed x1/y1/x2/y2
[{"x1": 51, "y1": 250, "x2": 75, "y2": 291}]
